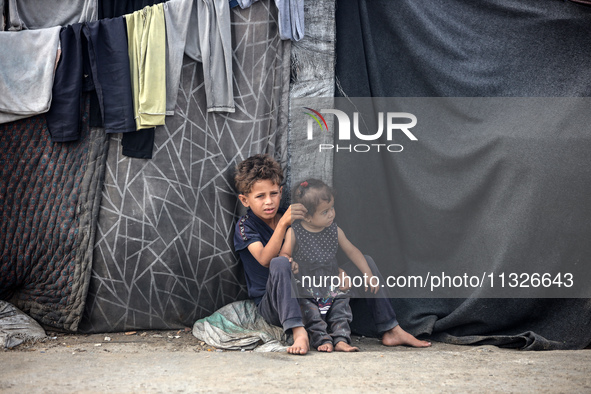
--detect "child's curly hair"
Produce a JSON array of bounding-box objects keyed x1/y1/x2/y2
[
  {"x1": 293, "y1": 179, "x2": 334, "y2": 216},
  {"x1": 234, "y1": 154, "x2": 284, "y2": 194}
]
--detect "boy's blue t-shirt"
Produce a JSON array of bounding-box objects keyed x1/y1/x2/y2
[{"x1": 234, "y1": 208, "x2": 286, "y2": 304}]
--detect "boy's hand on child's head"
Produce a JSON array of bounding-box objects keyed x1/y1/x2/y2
[
  {"x1": 290, "y1": 203, "x2": 307, "y2": 222},
  {"x1": 279, "y1": 205, "x2": 293, "y2": 228}
]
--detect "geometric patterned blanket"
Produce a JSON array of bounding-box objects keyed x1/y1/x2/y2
[{"x1": 80, "y1": 1, "x2": 291, "y2": 332}]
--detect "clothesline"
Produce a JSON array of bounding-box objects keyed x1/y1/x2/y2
[
  {"x1": 2, "y1": 0, "x2": 303, "y2": 40},
  {"x1": 0, "y1": 0, "x2": 303, "y2": 158}
]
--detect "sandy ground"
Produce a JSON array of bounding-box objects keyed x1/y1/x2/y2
[{"x1": 1, "y1": 329, "x2": 590, "y2": 393}]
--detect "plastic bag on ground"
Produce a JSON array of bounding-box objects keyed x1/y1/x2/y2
[
  {"x1": 192, "y1": 300, "x2": 292, "y2": 352},
  {"x1": 0, "y1": 300, "x2": 46, "y2": 349}
]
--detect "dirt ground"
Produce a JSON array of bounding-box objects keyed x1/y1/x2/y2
[{"x1": 1, "y1": 329, "x2": 590, "y2": 393}]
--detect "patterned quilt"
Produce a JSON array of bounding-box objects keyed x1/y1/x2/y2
[{"x1": 0, "y1": 97, "x2": 109, "y2": 331}]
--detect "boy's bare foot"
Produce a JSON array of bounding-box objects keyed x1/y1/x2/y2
[
  {"x1": 334, "y1": 341, "x2": 359, "y2": 352},
  {"x1": 287, "y1": 327, "x2": 309, "y2": 355},
  {"x1": 381, "y1": 325, "x2": 431, "y2": 347},
  {"x1": 317, "y1": 342, "x2": 334, "y2": 352}
]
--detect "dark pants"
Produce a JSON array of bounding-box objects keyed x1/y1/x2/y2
[
  {"x1": 340, "y1": 255, "x2": 399, "y2": 335},
  {"x1": 299, "y1": 297, "x2": 352, "y2": 348},
  {"x1": 46, "y1": 17, "x2": 136, "y2": 142},
  {"x1": 121, "y1": 128, "x2": 155, "y2": 159},
  {"x1": 257, "y1": 257, "x2": 304, "y2": 332}
]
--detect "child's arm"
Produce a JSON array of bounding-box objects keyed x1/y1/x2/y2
[
  {"x1": 279, "y1": 227, "x2": 294, "y2": 259},
  {"x1": 247, "y1": 207, "x2": 292, "y2": 267},
  {"x1": 247, "y1": 204, "x2": 306, "y2": 268},
  {"x1": 279, "y1": 227, "x2": 299, "y2": 274},
  {"x1": 337, "y1": 227, "x2": 379, "y2": 293}
]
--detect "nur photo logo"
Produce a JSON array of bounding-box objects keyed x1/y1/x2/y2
[{"x1": 304, "y1": 107, "x2": 418, "y2": 153}]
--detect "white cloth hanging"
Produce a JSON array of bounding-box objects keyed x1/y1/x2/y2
[
  {"x1": 6, "y1": 0, "x2": 97, "y2": 31},
  {"x1": 0, "y1": 27, "x2": 62, "y2": 124}
]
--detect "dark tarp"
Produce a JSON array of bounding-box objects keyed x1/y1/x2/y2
[{"x1": 334, "y1": 0, "x2": 591, "y2": 349}]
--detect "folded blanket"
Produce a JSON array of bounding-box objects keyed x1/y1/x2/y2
[
  {"x1": 0, "y1": 96, "x2": 109, "y2": 332},
  {"x1": 0, "y1": 27, "x2": 61, "y2": 124}
]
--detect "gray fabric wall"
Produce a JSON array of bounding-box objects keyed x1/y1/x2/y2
[
  {"x1": 81, "y1": 1, "x2": 291, "y2": 332},
  {"x1": 334, "y1": 0, "x2": 591, "y2": 349},
  {"x1": 288, "y1": 0, "x2": 335, "y2": 189}
]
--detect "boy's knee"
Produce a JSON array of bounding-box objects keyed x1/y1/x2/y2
[{"x1": 269, "y1": 256, "x2": 291, "y2": 275}]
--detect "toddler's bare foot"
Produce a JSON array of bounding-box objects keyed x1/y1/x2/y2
[
  {"x1": 381, "y1": 325, "x2": 431, "y2": 347},
  {"x1": 334, "y1": 341, "x2": 359, "y2": 352},
  {"x1": 287, "y1": 327, "x2": 309, "y2": 355},
  {"x1": 317, "y1": 342, "x2": 334, "y2": 352}
]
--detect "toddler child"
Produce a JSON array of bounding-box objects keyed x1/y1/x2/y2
[{"x1": 280, "y1": 179, "x2": 378, "y2": 352}]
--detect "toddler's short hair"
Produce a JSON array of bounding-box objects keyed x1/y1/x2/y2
[
  {"x1": 234, "y1": 154, "x2": 284, "y2": 194},
  {"x1": 292, "y1": 178, "x2": 334, "y2": 216}
]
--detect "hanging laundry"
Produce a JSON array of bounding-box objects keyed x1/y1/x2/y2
[
  {"x1": 235, "y1": 0, "x2": 303, "y2": 41},
  {"x1": 98, "y1": 0, "x2": 163, "y2": 19},
  {"x1": 121, "y1": 128, "x2": 156, "y2": 159},
  {"x1": 274, "y1": 0, "x2": 304, "y2": 41},
  {"x1": 45, "y1": 24, "x2": 85, "y2": 141},
  {"x1": 126, "y1": 3, "x2": 167, "y2": 130},
  {"x1": 97, "y1": 0, "x2": 162, "y2": 159},
  {"x1": 0, "y1": 27, "x2": 61, "y2": 124},
  {"x1": 6, "y1": 0, "x2": 98, "y2": 31},
  {"x1": 185, "y1": 0, "x2": 235, "y2": 113},
  {"x1": 46, "y1": 18, "x2": 136, "y2": 142},
  {"x1": 163, "y1": 0, "x2": 192, "y2": 115}
]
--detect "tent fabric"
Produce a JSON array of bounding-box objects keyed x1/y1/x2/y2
[
  {"x1": 79, "y1": 0, "x2": 291, "y2": 332},
  {"x1": 287, "y1": 0, "x2": 336, "y2": 188},
  {"x1": 334, "y1": 0, "x2": 591, "y2": 349},
  {"x1": 335, "y1": 0, "x2": 591, "y2": 98},
  {"x1": 0, "y1": 96, "x2": 109, "y2": 332}
]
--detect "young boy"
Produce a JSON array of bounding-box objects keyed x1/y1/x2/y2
[
  {"x1": 233, "y1": 154, "x2": 309, "y2": 354},
  {"x1": 233, "y1": 154, "x2": 430, "y2": 353}
]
